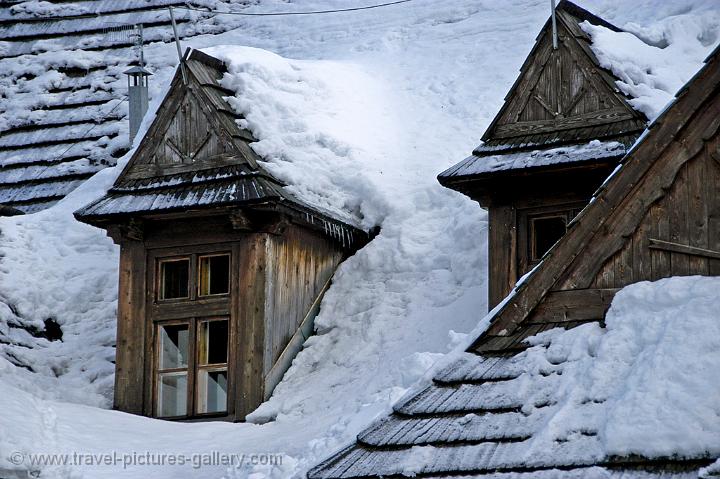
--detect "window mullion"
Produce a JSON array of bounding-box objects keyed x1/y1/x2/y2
[{"x1": 188, "y1": 317, "x2": 198, "y2": 417}]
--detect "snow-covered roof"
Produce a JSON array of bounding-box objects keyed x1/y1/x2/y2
[
  {"x1": 310, "y1": 277, "x2": 720, "y2": 478},
  {"x1": 0, "y1": 0, "x2": 246, "y2": 213},
  {"x1": 440, "y1": 0, "x2": 698, "y2": 183},
  {"x1": 75, "y1": 49, "x2": 368, "y2": 249},
  {"x1": 440, "y1": 140, "x2": 627, "y2": 178}
]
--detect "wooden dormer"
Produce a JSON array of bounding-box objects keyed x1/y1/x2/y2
[
  {"x1": 75, "y1": 50, "x2": 370, "y2": 421},
  {"x1": 438, "y1": 1, "x2": 648, "y2": 310}
]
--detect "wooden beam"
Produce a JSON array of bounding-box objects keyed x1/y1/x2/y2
[
  {"x1": 649, "y1": 238, "x2": 720, "y2": 260},
  {"x1": 528, "y1": 288, "x2": 618, "y2": 324}
]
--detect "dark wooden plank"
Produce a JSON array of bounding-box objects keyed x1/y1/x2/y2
[
  {"x1": 493, "y1": 107, "x2": 635, "y2": 138},
  {"x1": 687, "y1": 153, "x2": 709, "y2": 274},
  {"x1": 649, "y1": 238, "x2": 720, "y2": 260},
  {"x1": 527, "y1": 288, "x2": 618, "y2": 324},
  {"x1": 488, "y1": 206, "x2": 517, "y2": 310},
  {"x1": 631, "y1": 207, "x2": 652, "y2": 281},
  {"x1": 669, "y1": 163, "x2": 690, "y2": 276},
  {"x1": 650, "y1": 201, "x2": 671, "y2": 280},
  {"x1": 234, "y1": 233, "x2": 268, "y2": 419},
  {"x1": 708, "y1": 139, "x2": 720, "y2": 275},
  {"x1": 113, "y1": 240, "x2": 147, "y2": 414}
]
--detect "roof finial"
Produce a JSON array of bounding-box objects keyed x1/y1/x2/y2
[
  {"x1": 551, "y1": 0, "x2": 558, "y2": 50},
  {"x1": 168, "y1": 6, "x2": 188, "y2": 84}
]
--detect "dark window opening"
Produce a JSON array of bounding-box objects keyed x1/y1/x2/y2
[
  {"x1": 159, "y1": 259, "x2": 190, "y2": 300},
  {"x1": 531, "y1": 215, "x2": 568, "y2": 261},
  {"x1": 199, "y1": 255, "x2": 230, "y2": 296}
]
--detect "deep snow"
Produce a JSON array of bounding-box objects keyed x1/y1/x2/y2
[{"x1": 1, "y1": 1, "x2": 719, "y2": 478}]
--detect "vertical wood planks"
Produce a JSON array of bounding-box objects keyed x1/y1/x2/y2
[
  {"x1": 114, "y1": 240, "x2": 147, "y2": 414},
  {"x1": 488, "y1": 206, "x2": 517, "y2": 310},
  {"x1": 235, "y1": 233, "x2": 268, "y2": 418}
]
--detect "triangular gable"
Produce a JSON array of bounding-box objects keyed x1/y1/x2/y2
[
  {"x1": 481, "y1": 1, "x2": 646, "y2": 145},
  {"x1": 474, "y1": 44, "x2": 720, "y2": 351},
  {"x1": 115, "y1": 51, "x2": 261, "y2": 186}
]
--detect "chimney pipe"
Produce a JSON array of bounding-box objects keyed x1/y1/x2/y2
[{"x1": 124, "y1": 66, "x2": 152, "y2": 144}]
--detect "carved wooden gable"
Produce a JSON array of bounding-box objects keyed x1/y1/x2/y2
[
  {"x1": 152, "y1": 88, "x2": 230, "y2": 166},
  {"x1": 117, "y1": 61, "x2": 259, "y2": 184},
  {"x1": 484, "y1": 12, "x2": 643, "y2": 141}
]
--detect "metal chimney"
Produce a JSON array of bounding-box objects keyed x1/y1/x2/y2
[{"x1": 124, "y1": 66, "x2": 152, "y2": 144}]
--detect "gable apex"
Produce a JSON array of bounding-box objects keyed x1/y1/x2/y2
[
  {"x1": 479, "y1": 2, "x2": 645, "y2": 146},
  {"x1": 115, "y1": 53, "x2": 261, "y2": 186}
]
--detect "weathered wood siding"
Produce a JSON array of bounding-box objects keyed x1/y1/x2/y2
[
  {"x1": 589, "y1": 151, "x2": 720, "y2": 289},
  {"x1": 487, "y1": 19, "x2": 643, "y2": 141},
  {"x1": 113, "y1": 239, "x2": 147, "y2": 414},
  {"x1": 488, "y1": 206, "x2": 517, "y2": 309},
  {"x1": 235, "y1": 232, "x2": 268, "y2": 418},
  {"x1": 263, "y1": 224, "x2": 344, "y2": 391}
]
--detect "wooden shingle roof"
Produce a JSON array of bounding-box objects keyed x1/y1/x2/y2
[
  {"x1": 0, "y1": 0, "x2": 245, "y2": 213},
  {"x1": 75, "y1": 49, "x2": 368, "y2": 250},
  {"x1": 438, "y1": 1, "x2": 647, "y2": 186},
  {"x1": 309, "y1": 41, "x2": 720, "y2": 479}
]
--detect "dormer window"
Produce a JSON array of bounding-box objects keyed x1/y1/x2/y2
[
  {"x1": 530, "y1": 214, "x2": 569, "y2": 262},
  {"x1": 157, "y1": 253, "x2": 230, "y2": 302},
  {"x1": 518, "y1": 205, "x2": 584, "y2": 273}
]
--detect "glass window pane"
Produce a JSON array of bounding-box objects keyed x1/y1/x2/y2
[
  {"x1": 532, "y1": 216, "x2": 567, "y2": 260},
  {"x1": 160, "y1": 259, "x2": 189, "y2": 299},
  {"x1": 158, "y1": 372, "x2": 187, "y2": 417},
  {"x1": 199, "y1": 320, "x2": 228, "y2": 366},
  {"x1": 197, "y1": 369, "x2": 227, "y2": 414},
  {"x1": 160, "y1": 324, "x2": 189, "y2": 369},
  {"x1": 199, "y1": 255, "x2": 230, "y2": 296}
]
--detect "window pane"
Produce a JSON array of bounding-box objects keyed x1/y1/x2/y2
[
  {"x1": 532, "y1": 216, "x2": 567, "y2": 260},
  {"x1": 199, "y1": 255, "x2": 230, "y2": 296},
  {"x1": 160, "y1": 259, "x2": 189, "y2": 299},
  {"x1": 160, "y1": 324, "x2": 189, "y2": 369},
  {"x1": 197, "y1": 369, "x2": 227, "y2": 414},
  {"x1": 158, "y1": 372, "x2": 187, "y2": 417},
  {"x1": 198, "y1": 320, "x2": 228, "y2": 366}
]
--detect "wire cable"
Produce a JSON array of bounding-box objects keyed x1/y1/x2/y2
[{"x1": 179, "y1": 0, "x2": 413, "y2": 17}]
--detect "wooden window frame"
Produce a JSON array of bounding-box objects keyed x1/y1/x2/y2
[
  {"x1": 529, "y1": 213, "x2": 569, "y2": 262},
  {"x1": 157, "y1": 256, "x2": 191, "y2": 302},
  {"x1": 155, "y1": 252, "x2": 231, "y2": 304},
  {"x1": 147, "y1": 243, "x2": 236, "y2": 420},
  {"x1": 153, "y1": 317, "x2": 229, "y2": 419},
  {"x1": 197, "y1": 253, "x2": 231, "y2": 298},
  {"x1": 517, "y1": 203, "x2": 585, "y2": 275},
  {"x1": 195, "y1": 318, "x2": 229, "y2": 415}
]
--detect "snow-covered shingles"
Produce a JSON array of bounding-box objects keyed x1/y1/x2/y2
[
  {"x1": 310, "y1": 276, "x2": 720, "y2": 478},
  {"x1": 0, "y1": 0, "x2": 249, "y2": 212},
  {"x1": 441, "y1": 140, "x2": 627, "y2": 177}
]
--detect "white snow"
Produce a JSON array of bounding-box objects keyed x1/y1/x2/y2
[
  {"x1": 519, "y1": 276, "x2": 720, "y2": 460},
  {"x1": 0, "y1": 1, "x2": 719, "y2": 478},
  {"x1": 582, "y1": 8, "x2": 720, "y2": 120}
]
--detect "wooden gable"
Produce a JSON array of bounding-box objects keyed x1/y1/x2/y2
[
  {"x1": 482, "y1": 1, "x2": 645, "y2": 144},
  {"x1": 118, "y1": 54, "x2": 260, "y2": 183},
  {"x1": 473, "y1": 44, "x2": 720, "y2": 353}
]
